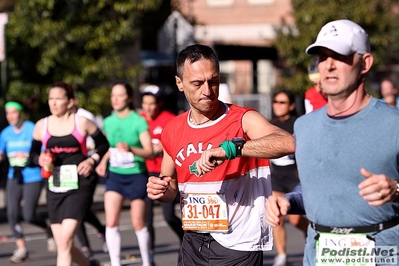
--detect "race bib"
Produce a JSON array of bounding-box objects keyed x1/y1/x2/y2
[
  {"x1": 316, "y1": 232, "x2": 378, "y2": 266},
  {"x1": 181, "y1": 193, "x2": 228, "y2": 232},
  {"x1": 48, "y1": 165, "x2": 79, "y2": 193},
  {"x1": 109, "y1": 148, "x2": 135, "y2": 168},
  {"x1": 7, "y1": 152, "x2": 29, "y2": 167}
]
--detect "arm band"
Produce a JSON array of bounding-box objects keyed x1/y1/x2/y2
[
  {"x1": 29, "y1": 139, "x2": 42, "y2": 166},
  {"x1": 219, "y1": 140, "x2": 237, "y2": 160},
  {"x1": 91, "y1": 129, "x2": 109, "y2": 159}
]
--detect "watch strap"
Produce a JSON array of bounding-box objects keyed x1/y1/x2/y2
[{"x1": 232, "y1": 137, "x2": 246, "y2": 157}]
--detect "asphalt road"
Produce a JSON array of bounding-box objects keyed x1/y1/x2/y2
[{"x1": 0, "y1": 184, "x2": 305, "y2": 266}]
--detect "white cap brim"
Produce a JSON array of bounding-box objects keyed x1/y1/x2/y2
[{"x1": 306, "y1": 40, "x2": 355, "y2": 56}]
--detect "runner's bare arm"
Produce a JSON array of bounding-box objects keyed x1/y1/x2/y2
[
  {"x1": 147, "y1": 150, "x2": 177, "y2": 203},
  {"x1": 196, "y1": 110, "x2": 295, "y2": 173},
  {"x1": 242, "y1": 110, "x2": 295, "y2": 159}
]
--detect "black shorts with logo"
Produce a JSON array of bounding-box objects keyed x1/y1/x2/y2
[{"x1": 178, "y1": 231, "x2": 263, "y2": 266}]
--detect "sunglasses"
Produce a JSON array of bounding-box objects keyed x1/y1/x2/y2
[{"x1": 273, "y1": 100, "x2": 289, "y2": 104}]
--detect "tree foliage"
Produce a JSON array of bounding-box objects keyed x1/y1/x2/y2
[
  {"x1": 274, "y1": 0, "x2": 399, "y2": 94},
  {"x1": 4, "y1": 0, "x2": 162, "y2": 120}
]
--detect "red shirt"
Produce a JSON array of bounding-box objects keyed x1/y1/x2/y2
[
  {"x1": 141, "y1": 110, "x2": 175, "y2": 173},
  {"x1": 304, "y1": 86, "x2": 327, "y2": 113},
  {"x1": 161, "y1": 105, "x2": 270, "y2": 184}
]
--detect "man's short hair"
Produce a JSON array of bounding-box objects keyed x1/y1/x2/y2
[{"x1": 176, "y1": 44, "x2": 219, "y2": 79}]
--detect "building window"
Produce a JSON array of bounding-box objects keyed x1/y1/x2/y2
[{"x1": 207, "y1": 0, "x2": 234, "y2": 6}]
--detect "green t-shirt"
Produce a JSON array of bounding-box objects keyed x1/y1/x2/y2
[{"x1": 103, "y1": 111, "x2": 148, "y2": 175}]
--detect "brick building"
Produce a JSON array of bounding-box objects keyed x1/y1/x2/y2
[{"x1": 170, "y1": 0, "x2": 294, "y2": 97}]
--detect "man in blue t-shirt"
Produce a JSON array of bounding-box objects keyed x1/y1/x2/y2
[{"x1": 266, "y1": 20, "x2": 399, "y2": 266}]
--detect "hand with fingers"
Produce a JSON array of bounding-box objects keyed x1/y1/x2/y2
[
  {"x1": 265, "y1": 195, "x2": 291, "y2": 227},
  {"x1": 358, "y1": 168, "x2": 399, "y2": 206},
  {"x1": 147, "y1": 175, "x2": 172, "y2": 200},
  {"x1": 195, "y1": 148, "x2": 226, "y2": 176}
]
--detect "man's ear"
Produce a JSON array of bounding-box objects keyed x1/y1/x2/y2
[
  {"x1": 361, "y1": 53, "x2": 373, "y2": 74},
  {"x1": 175, "y1": 76, "x2": 184, "y2": 92}
]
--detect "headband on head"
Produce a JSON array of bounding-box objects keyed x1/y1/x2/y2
[{"x1": 5, "y1": 102, "x2": 23, "y2": 112}]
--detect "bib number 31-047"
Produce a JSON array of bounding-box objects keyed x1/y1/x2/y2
[{"x1": 181, "y1": 193, "x2": 228, "y2": 232}]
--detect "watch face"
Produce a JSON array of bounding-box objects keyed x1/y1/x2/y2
[{"x1": 232, "y1": 137, "x2": 246, "y2": 144}]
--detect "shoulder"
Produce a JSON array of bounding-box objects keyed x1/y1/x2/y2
[
  {"x1": 229, "y1": 104, "x2": 254, "y2": 113},
  {"x1": 128, "y1": 111, "x2": 149, "y2": 130},
  {"x1": 163, "y1": 112, "x2": 187, "y2": 131},
  {"x1": 305, "y1": 86, "x2": 316, "y2": 96},
  {"x1": 295, "y1": 108, "x2": 323, "y2": 127},
  {"x1": 23, "y1": 121, "x2": 36, "y2": 132},
  {"x1": 34, "y1": 118, "x2": 45, "y2": 128},
  {"x1": 31, "y1": 118, "x2": 46, "y2": 140},
  {"x1": 0, "y1": 125, "x2": 12, "y2": 135},
  {"x1": 289, "y1": 115, "x2": 298, "y2": 123},
  {"x1": 24, "y1": 120, "x2": 35, "y2": 126},
  {"x1": 228, "y1": 104, "x2": 256, "y2": 121},
  {"x1": 103, "y1": 113, "x2": 115, "y2": 123},
  {"x1": 131, "y1": 111, "x2": 147, "y2": 122},
  {"x1": 373, "y1": 98, "x2": 399, "y2": 119}
]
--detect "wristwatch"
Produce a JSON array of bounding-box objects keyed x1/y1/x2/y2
[{"x1": 232, "y1": 137, "x2": 246, "y2": 157}]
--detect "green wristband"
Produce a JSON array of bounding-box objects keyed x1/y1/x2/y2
[{"x1": 219, "y1": 140, "x2": 237, "y2": 160}]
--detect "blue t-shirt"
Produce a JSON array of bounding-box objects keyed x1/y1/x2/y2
[
  {"x1": 0, "y1": 121, "x2": 42, "y2": 183},
  {"x1": 295, "y1": 97, "x2": 399, "y2": 263},
  {"x1": 295, "y1": 97, "x2": 399, "y2": 226}
]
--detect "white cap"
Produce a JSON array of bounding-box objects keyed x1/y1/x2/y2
[
  {"x1": 142, "y1": 84, "x2": 163, "y2": 99},
  {"x1": 306, "y1": 20, "x2": 370, "y2": 56}
]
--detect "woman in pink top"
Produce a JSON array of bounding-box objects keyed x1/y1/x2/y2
[{"x1": 30, "y1": 82, "x2": 109, "y2": 266}]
